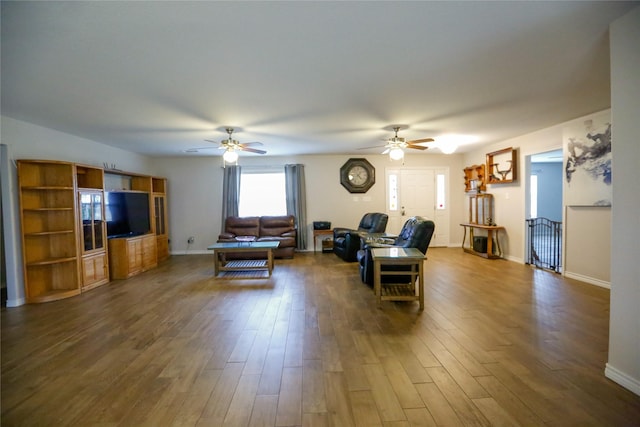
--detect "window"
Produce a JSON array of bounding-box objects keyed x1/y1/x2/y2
[
  {"x1": 238, "y1": 170, "x2": 286, "y2": 217},
  {"x1": 388, "y1": 174, "x2": 398, "y2": 211},
  {"x1": 436, "y1": 173, "x2": 446, "y2": 210},
  {"x1": 530, "y1": 174, "x2": 538, "y2": 218}
]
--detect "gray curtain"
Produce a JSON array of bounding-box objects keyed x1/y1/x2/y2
[
  {"x1": 285, "y1": 164, "x2": 307, "y2": 250},
  {"x1": 221, "y1": 165, "x2": 241, "y2": 233}
]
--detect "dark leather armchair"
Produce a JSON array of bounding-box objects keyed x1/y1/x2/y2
[
  {"x1": 333, "y1": 212, "x2": 389, "y2": 262},
  {"x1": 357, "y1": 216, "x2": 435, "y2": 285}
]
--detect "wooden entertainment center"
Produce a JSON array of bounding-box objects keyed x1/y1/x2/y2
[
  {"x1": 16, "y1": 160, "x2": 169, "y2": 303},
  {"x1": 108, "y1": 234, "x2": 157, "y2": 279}
]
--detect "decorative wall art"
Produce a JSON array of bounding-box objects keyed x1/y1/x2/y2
[
  {"x1": 486, "y1": 147, "x2": 517, "y2": 184},
  {"x1": 463, "y1": 164, "x2": 486, "y2": 193},
  {"x1": 563, "y1": 112, "x2": 612, "y2": 206}
]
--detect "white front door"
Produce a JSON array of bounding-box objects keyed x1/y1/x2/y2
[{"x1": 385, "y1": 167, "x2": 449, "y2": 247}]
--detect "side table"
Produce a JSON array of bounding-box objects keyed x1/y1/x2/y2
[
  {"x1": 371, "y1": 247, "x2": 426, "y2": 310},
  {"x1": 313, "y1": 229, "x2": 334, "y2": 253}
]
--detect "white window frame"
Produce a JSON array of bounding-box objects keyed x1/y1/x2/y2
[{"x1": 238, "y1": 167, "x2": 287, "y2": 217}]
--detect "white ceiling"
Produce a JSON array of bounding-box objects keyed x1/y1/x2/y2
[{"x1": 1, "y1": 1, "x2": 636, "y2": 158}]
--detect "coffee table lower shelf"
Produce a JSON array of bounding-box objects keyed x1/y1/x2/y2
[
  {"x1": 220, "y1": 259, "x2": 268, "y2": 271},
  {"x1": 207, "y1": 241, "x2": 279, "y2": 277},
  {"x1": 379, "y1": 283, "x2": 420, "y2": 300}
]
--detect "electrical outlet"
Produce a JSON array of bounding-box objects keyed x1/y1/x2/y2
[{"x1": 188, "y1": 236, "x2": 194, "y2": 244}]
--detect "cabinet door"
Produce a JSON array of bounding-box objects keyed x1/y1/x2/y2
[
  {"x1": 156, "y1": 236, "x2": 169, "y2": 262},
  {"x1": 79, "y1": 191, "x2": 105, "y2": 253},
  {"x1": 127, "y1": 239, "x2": 143, "y2": 273},
  {"x1": 81, "y1": 253, "x2": 109, "y2": 289},
  {"x1": 142, "y1": 235, "x2": 157, "y2": 270},
  {"x1": 92, "y1": 193, "x2": 105, "y2": 250},
  {"x1": 153, "y1": 194, "x2": 169, "y2": 261},
  {"x1": 154, "y1": 195, "x2": 166, "y2": 235}
]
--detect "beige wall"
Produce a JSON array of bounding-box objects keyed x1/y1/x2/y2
[
  {"x1": 462, "y1": 109, "x2": 612, "y2": 288},
  {"x1": 150, "y1": 153, "x2": 465, "y2": 254},
  {"x1": 1, "y1": 116, "x2": 152, "y2": 172},
  {"x1": 607, "y1": 5, "x2": 640, "y2": 396},
  {"x1": 564, "y1": 206, "x2": 611, "y2": 286}
]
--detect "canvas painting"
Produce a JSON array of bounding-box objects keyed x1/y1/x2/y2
[{"x1": 564, "y1": 112, "x2": 612, "y2": 206}]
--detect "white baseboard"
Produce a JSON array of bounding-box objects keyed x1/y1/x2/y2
[
  {"x1": 564, "y1": 271, "x2": 611, "y2": 289},
  {"x1": 170, "y1": 249, "x2": 211, "y2": 256},
  {"x1": 6, "y1": 297, "x2": 26, "y2": 307},
  {"x1": 505, "y1": 255, "x2": 524, "y2": 264},
  {"x1": 605, "y1": 363, "x2": 640, "y2": 396}
]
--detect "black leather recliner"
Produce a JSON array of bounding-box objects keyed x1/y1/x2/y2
[
  {"x1": 357, "y1": 216, "x2": 435, "y2": 286},
  {"x1": 333, "y1": 212, "x2": 389, "y2": 262}
]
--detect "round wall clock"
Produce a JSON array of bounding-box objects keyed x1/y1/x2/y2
[{"x1": 340, "y1": 158, "x2": 375, "y2": 193}]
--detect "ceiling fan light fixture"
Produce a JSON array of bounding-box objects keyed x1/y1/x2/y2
[
  {"x1": 389, "y1": 147, "x2": 404, "y2": 160},
  {"x1": 223, "y1": 149, "x2": 239, "y2": 163}
]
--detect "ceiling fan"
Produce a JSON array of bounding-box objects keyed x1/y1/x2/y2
[
  {"x1": 187, "y1": 127, "x2": 266, "y2": 162},
  {"x1": 361, "y1": 126, "x2": 434, "y2": 160}
]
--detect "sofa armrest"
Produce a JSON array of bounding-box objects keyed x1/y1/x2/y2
[
  {"x1": 280, "y1": 230, "x2": 297, "y2": 238},
  {"x1": 361, "y1": 242, "x2": 395, "y2": 250},
  {"x1": 218, "y1": 232, "x2": 236, "y2": 240},
  {"x1": 333, "y1": 227, "x2": 353, "y2": 238},
  {"x1": 377, "y1": 237, "x2": 396, "y2": 245}
]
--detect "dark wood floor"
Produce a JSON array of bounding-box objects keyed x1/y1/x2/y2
[{"x1": 2, "y1": 248, "x2": 640, "y2": 426}]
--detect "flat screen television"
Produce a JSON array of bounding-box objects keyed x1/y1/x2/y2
[{"x1": 105, "y1": 191, "x2": 151, "y2": 238}]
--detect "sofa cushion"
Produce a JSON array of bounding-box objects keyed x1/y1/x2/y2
[
  {"x1": 222, "y1": 216, "x2": 260, "y2": 237},
  {"x1": 260, "y1": 215, "x2": 295, "y2": 237},
  {"x1": 257, "y1": 235, "x2": 296, "y2": 247}
]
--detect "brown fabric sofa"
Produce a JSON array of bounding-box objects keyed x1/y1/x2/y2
[{"x1": 217, "y1": 215, "x2": 297, "y2": 259}]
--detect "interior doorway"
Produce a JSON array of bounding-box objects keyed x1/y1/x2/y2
[
  {"x1": 526, "y1": 149, "x2": 563, "y2": 272},
  {"x1": 385, "y1": 166, "x2": 449, "y2": 247}
]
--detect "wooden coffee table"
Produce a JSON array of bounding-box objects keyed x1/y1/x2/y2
[{"x1": 207, "y1": 241, "x2": 280, "y2": 277}]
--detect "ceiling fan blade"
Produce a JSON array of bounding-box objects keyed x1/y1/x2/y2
[
  {"x1": 358, "y1": 144, "x2": 388, "y2": 150},
  {"x1": 406, "y1": 144, "x2": 429, "y2": 151},
  {"x1": 186, "y1": 146, "x2": 218, "y2": 151},
  {"x1": 240, "y1": 141, "x2": 263, "y2": 147},
  {"x1": 240, "y1": 146, "x2": 267, "y2": 155},
  {"x1": 407, "y1": 138, "x2": 435, "y2": 144}
]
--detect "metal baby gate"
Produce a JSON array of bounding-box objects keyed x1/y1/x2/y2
[{"x1": 526, "y1": 217, "x2": 562, "y2": 273}]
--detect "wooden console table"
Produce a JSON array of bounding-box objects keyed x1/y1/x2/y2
[{"x1": 460, "y1": 223, "x2": 504, "y2": 259}]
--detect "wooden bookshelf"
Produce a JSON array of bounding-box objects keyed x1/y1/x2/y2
[{"x1": 17, "y1": 160, "x2": 81, "y2": 303}]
